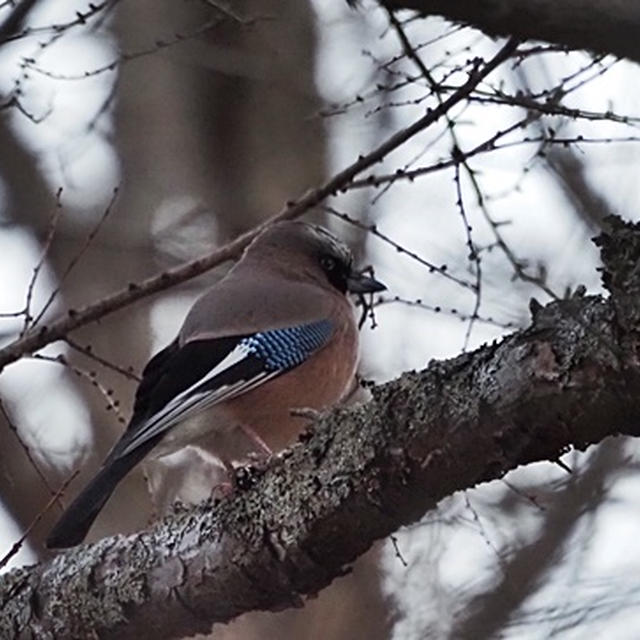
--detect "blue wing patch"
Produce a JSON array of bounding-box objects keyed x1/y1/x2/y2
[
  {"x1": 243, "y1": 320, "x2": 334, "y2": 371},
  {"x1": 116, "y1": 319, "x2": 334, "y2": 458}
]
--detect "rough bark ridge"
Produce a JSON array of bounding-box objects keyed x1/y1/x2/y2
[
  {"x1": 2, "y1": 217, "x2": 640, "y2": 639},
  {"x1": 382, "y1": 0, "x2": 640, "y2": 65}
]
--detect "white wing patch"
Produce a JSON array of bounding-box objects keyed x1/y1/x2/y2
[{"x1": 117, "y1": 342, "x2": 276, "y2": 458}]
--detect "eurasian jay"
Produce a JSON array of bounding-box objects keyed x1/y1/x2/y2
[{"x1": 46, "y1": 221, "x2": 385, "y2": 548}]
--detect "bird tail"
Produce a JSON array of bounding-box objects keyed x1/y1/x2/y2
[{"x1": 46, "y1": 454, "x2": 140, "y2": 549}]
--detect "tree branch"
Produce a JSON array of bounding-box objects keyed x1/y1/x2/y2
[
  {"x1": 0, "y1": 36, "x2": 517, "y2": 374},
  {"x1": 382, "y1": 0, "x2": 640, "y2": 64},
  {"x1": 2, "y1": 216, "x2": 640, "y2": 639}
]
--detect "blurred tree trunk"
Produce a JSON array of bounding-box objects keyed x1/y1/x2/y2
[{"x1": 198, "y1": 0, "x2": 326, "y2": 239}]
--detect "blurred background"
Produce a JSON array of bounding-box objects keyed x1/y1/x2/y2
[{"x1": 1, "y1": 1, "x2": 640, "y2": 638}]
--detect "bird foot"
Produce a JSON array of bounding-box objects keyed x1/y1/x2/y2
[
  {"x1": 210, "y1": 480, "x2": 234, "y2": 499},
  {"x1": 239, "y1": 424, "x2": 273, "y2": 456},
  {"x1": 290, "y1": 406, "x2": 323, "y2": 420}
]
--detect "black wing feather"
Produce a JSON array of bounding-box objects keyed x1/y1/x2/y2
[{"x1": 130, "y1": 335, "x2": 247, "y2": 426}]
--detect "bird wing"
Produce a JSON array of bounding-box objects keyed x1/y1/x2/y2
[{"x1": 113, "y1": 319, "x2": 335, "y2": 459}]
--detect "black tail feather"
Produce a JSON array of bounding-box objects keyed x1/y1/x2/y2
[
  {"x1": 46, "y1": 440, "x2": 156, "y2": 549},
  {"x1": 46, "y1": 457, "x2": 130, "y2": 548}
]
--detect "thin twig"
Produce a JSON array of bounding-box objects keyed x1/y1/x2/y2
[
  {"x1": 0, "y1": 397, "x2": 56, "y2": 496},
  {"x1": 323, "y1": 205, "x2": 476, "y2": 291},
  {"x1": 24, "y1": 11, "x2": 249, "y2": 81},
  {"x1": 65, "y1": 338, "x2": 140, "y2": 382},
  {"x1": 0, "y1": 469, "x2": 79, "y2": 571},
  {"x1": 0, "y1": 1, "x2": 112, "y2": 45},
  {"x1": 21, "y1": 187, "x2": 64, "y2": 336},
  {"x1": 31, "y1": 187, "x2": 119, "y2": 328},
  {"x1": 346, "y1": 128, "x2": 640, "y2": 190},
  {"x1": 30, "y1": 353, "x2": 127, "y2": 424},
  {"x1": 376, "y1": 295, "x2": 520, "y2": 330},
  {"x1": 453, "y1": 162, "x2": 481, "y2": 349},
  {"x1": 389, "y1": 534, "x2": 408, "y2": 567}
]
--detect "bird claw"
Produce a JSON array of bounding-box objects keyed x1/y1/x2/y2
[
  {"x1": 290, "y1": 406, "x2": 323, "y2": 420},
  {"x1": 210, "y1": 480, "x2": 234, "y2": 499}
]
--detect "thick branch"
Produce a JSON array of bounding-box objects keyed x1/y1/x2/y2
[
  {"x1": 2, "y1": 218, "x2": 640, "y2": 640},
  {"x1": 383, "y1": 0, "x2": 640, "y2": 64}
]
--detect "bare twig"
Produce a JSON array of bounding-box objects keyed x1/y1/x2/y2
[
  {"x1": 0, "y1": 1, "x2": 113, "y2": 45},
  {"x1": 31, "y1": 187, "x2": 119, "y2": 328},
  {"x1": 21, "y1": 187, "x2": 64, "y2": 336},
  {"x1": 23, "y1": 9, "x2": 252, "y2": 81},
  {"x1": 0, "y1": 397, "x2": 56, "y2": 496},
  {"x1": 30, "y1": 353, "x2": 127, "y2": 424},
  {"x1": 453, "y1": 161, "x2": 481, "y2": 349},
  {"x1": 65, "y1": 338, "x2": 140, "y2": 382},
  {"x1": 389, "y1": 534, "x2": 408, "y2": 567},
  {"x1": 0, "y1": 469, "x2": 79, "y2": 571},
  {"x1": 323, "y1": 205, "x2": 476, "y2": 291},
  {"x1": 375, "y1": 295, "x2": 520, "y2": 330},
  {"x1": 346, "y1": 130, "x2": 640, "y2": 190}
]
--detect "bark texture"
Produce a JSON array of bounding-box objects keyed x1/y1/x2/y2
[
  {"x1": 2, "y1": 216, "x2": 640, "y2": 638},
  {"x1": 383, "y1": 0, "x2": 640, "y2": 64}
]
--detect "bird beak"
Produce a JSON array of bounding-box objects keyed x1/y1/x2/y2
[{"x1": 346, "y1": 270, "x2": 386, "y2": 294}]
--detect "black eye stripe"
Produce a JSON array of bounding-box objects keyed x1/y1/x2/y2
[{"x1": 319, "y1": 253, "x2": 350, "y2": 293}]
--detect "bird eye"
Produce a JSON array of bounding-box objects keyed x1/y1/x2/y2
[{"x1": 321, "y1": 256, "x2": 337, "y2": 272}]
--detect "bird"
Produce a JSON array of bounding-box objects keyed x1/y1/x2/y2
[{"x1": 46, "y1": 220, "x2": 386, "y2": 548}]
